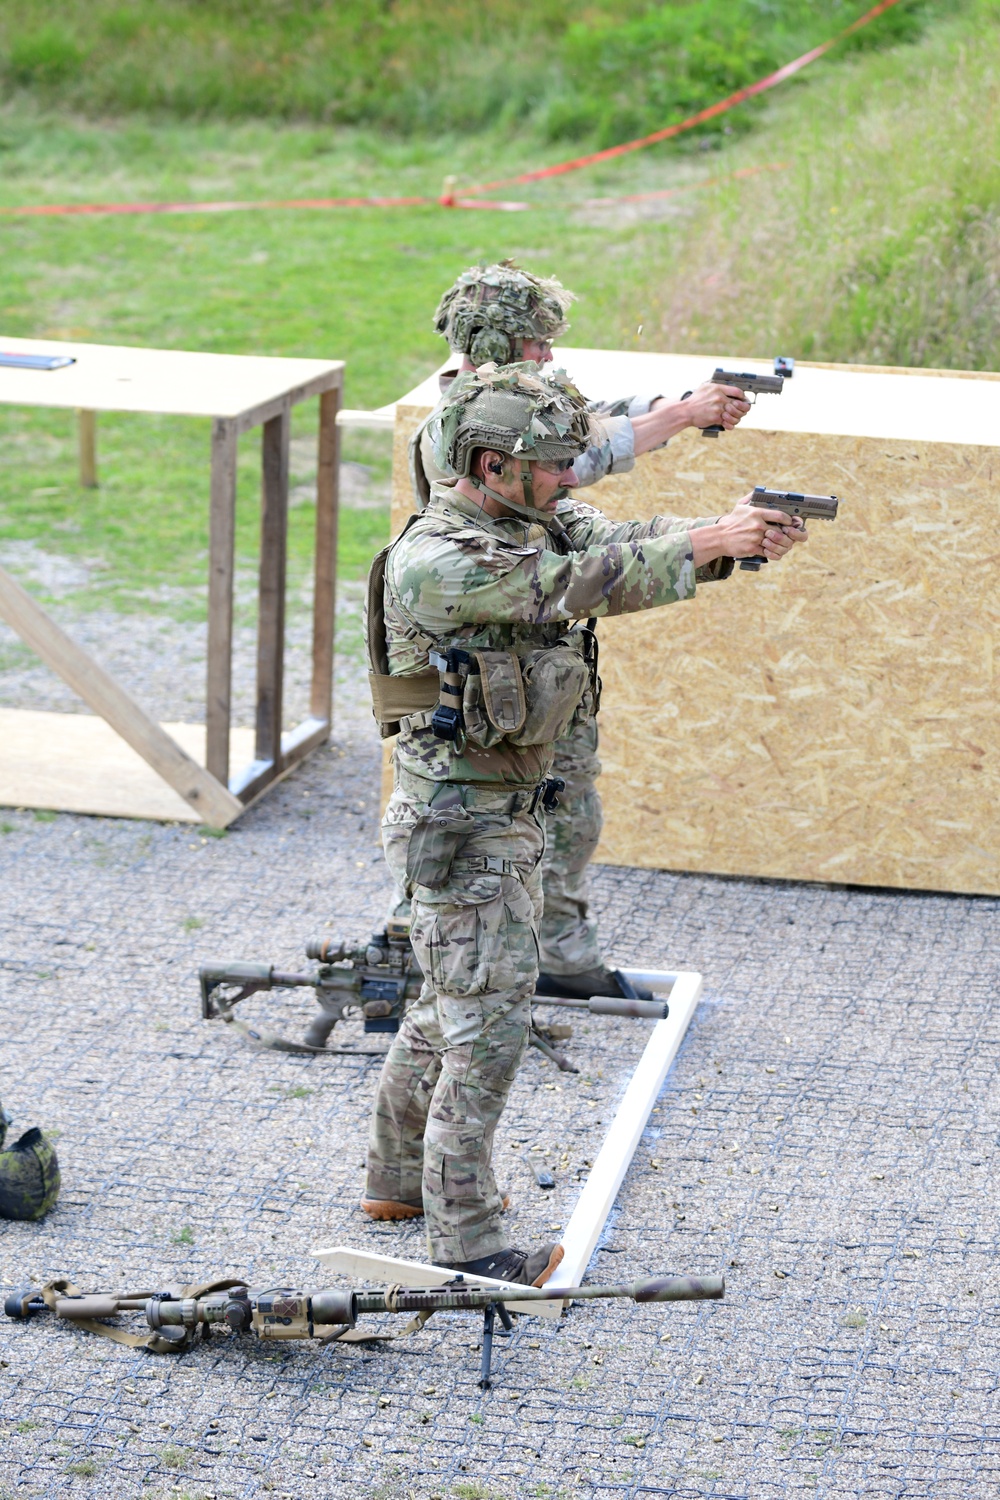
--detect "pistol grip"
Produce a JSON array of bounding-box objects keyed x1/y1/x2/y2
[
  {"x1": 740, "y1": 556, "x2": 767, "y2": 571},
  {"x1": 700, "y1": 424, "x2": 722, "y2": 438}
]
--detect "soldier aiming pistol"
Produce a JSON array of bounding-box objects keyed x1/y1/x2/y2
[
  {"x1": 683, "y1": 368, "x2": 785, "y2": 436},
  {"x1": 742, "y1": 486, "x2": 838, "y2": 570}
]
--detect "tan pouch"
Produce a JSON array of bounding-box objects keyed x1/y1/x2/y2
[
  {"x1": 510, "y1": 638, "x2": 591, "y2": 747},
  {"x1": 462, "y1": 651, "x2": 527, "y2": 749}
]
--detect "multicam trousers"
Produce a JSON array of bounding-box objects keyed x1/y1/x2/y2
[
  {"x1": 537, "y1": 712, "x2": 604, "y2": 977},
  {"x1": 387, "y1": 713, "x2": 606, "y2": 978},
  {"x1": 366, "y1": 769, "x2": 545, "y2": 1265}
]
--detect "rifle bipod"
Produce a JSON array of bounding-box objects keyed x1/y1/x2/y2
[{"x1": 479, "y1": 1299, "x2": 515, "y2": 1389}]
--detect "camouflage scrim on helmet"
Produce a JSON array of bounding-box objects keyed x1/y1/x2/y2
[
  {"x1": 436, "y1": 362, "x2": 598, "y2": 479},
  {"x1": 433, "y1": 260, "x2": 575, "y2": 363},
  {"x1": 0, "y1": 1126, "x2": 60, "y2": 1222}
]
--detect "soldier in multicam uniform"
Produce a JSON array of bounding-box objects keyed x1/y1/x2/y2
[
  {"x1": 363, "y1": 363, "x2": 805, "y2": 1283},
  {"x1": 404, "y1": 260, "x2": 753, "y2": 1004}
]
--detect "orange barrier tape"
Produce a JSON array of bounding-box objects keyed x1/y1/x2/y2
[
  {"x1": 0, "y1": 166, "x2": 785, "y2": 221},
  {"x1": 0, "y1": 193, "x2": 546, "y2": 218},
  {"x1": 454, "y1": 0, "x2": 910, "y2": 198},
  {"x1": 0, "y1": 0, "x2": 905, "y2": 224}
]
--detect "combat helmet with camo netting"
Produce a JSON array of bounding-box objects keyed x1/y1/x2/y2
[
  {"x1": 436, "y1": 362, "x2": 596, "y2": 524},
  {"x1": 439, "y1": 362, "x2": 594, "y2": 477},
  {"x1": 433, "y1": 261, "x2": 575, "y2": 365}
]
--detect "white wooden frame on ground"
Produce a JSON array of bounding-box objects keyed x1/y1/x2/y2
[
  {"x1": 0, "y1": 336, "x2": 344, "y2": 826},
  {"x1": 314, "y1": 969, "x2": 702, "y2": 1318}
]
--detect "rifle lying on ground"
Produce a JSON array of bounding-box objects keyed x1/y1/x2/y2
[
  {"x1": 741, "y1": 486, "x2": 839, "y2": 571},
  {"x1": 199, "y1": 920, "x2": 670, "y2": 1072},
  {"x1": 6, "y1": 1272, "x2": 724, "y2": 1388}
]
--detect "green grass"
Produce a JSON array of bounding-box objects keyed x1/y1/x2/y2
[
  {"x1": 0, "y1": 0, "x2": 996, "y2": 622},
  {"x1": 0, "y1": 0, "x2": 945, "y2": 140}
]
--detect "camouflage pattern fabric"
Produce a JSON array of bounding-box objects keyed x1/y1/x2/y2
[
  {"x1": 437, "y1": 362, "x2": 596, "y2": 483},
  {"x1": 433, "y1": 260, "x2": 574, "y2": 364},
  {"x1": 415, "y1": 402, "x2": 635, "y2": 507},
  {"x1": 367, "y1": 777, "x2": 544, "y2": 1264},
  {"x1": 382, "y1": 713, "x2": 606, "y2": 976},
  {"x1": 0, "y1": 1126, "x2": 60, "y2": 1222},
  {"x1": 384, "y1": 482, "x2": 710, "y2": 788},
  {"x1": 538, "y1": 712, "x2": 605, "y2": 975}
]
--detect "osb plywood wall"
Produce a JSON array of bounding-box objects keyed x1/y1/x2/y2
[{"x1": 390, "y1": 404, "x2": 999, "y2": 895}]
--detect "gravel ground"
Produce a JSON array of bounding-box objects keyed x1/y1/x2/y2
[{"x1": 1, "y1": 631, "x2": 999, "y2": 1499}]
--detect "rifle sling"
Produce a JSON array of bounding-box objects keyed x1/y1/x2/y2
[
  {"x1": 218, "y1": 1007, "x2": 388, "y2": 1059},
  {"x1": 324, "y1": 1309, "x2": 435, "y2": 1344},
  {"x1": 39, "y1": 1276, "x2": 249, "y2": 1354}
]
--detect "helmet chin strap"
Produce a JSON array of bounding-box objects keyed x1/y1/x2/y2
[{"x1": 470, "y1": 459, "x2": 565, "y2": 529}]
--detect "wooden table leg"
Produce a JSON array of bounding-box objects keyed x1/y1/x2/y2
[
  {"x1": 77, "y1": 409, "x2": 98, "y2": 489},
  {"x1": 255, "y1": 404, "x2": 290, "y2": 770},
  {"x1": 311, "y1": 386, "x2": 341, "y2": 728},
  {"x1": 207, "y1": 417, "x2": 238, "y2": 786}
]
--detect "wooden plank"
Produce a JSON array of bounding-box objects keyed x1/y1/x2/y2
[
  {"x1": 390, "y1": 349, "x2": 1000, "y2": 448},
  {"x1": 231, "y1": 715, "x2": 329, "y2": 806},
  {"x1": 206, "y1": 417, "x2": 237, "y2": 786},
  {"x1": 77, "y1": 408, "x2": 97, "y2": 488},
  {"x1": 0, "y1": 569, "x2": 242, "y2": 827},
  {"x1": 312, "y1": 1246, "x2": 562, "y2": 1321},
  {"x1": 255, "y1": 405, "x2": 290, "y2": 768},
  {"x1": 0, "y1": 709, "x2": 255, "y2": 823},
  {"x1": 546, "y1": 971, "x2": 704, "y2": 1298},
  {"x1": 310, "y1": 386, "x2": 340, "y2": 726}
]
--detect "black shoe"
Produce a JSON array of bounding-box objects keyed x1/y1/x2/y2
[
  {"x1": 535, "y1": 966, "x2": 653, "y2": 1002},
  {"x1": 450, "y1": 1243, "x2": 564, "y2": 1287}
]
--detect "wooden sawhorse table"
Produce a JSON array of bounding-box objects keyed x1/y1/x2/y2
[{"x1": 0, "y1": 336, "x2": 343, "y2": 826}]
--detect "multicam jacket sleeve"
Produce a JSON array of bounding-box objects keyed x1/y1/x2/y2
[
  {"x1": 389, "y1": 491, "x2": 700, "y2": 632},
  {"x1": 556, "y1": 496, "x2": 734, "y2": 582},
  {"x1": 571, "y1": 392, "x2": 669, "y2": 489}
]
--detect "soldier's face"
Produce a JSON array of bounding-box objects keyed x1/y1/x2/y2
[
  {"x1": 521, "y1": 338, "x2": 554, "y2": 364},
  {"x1": 529, "y1": 459, "x2": 577, "y2": 511}
]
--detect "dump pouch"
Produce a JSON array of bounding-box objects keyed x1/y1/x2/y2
[
  {"x1": 0, "y1": 1127, "x2": 60, "y2": 1222},
  {"x1": 405, "y1": 791, "x2": 477, "y2": 891}
]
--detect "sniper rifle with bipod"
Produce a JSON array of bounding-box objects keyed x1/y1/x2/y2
[{"x1": 6, "y1": 1272, "x2": 724, "y2": 1389}]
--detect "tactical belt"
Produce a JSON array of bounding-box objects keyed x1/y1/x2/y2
[{"x1": 394, "y1": 762, "x2": 546, "y2": 815}]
